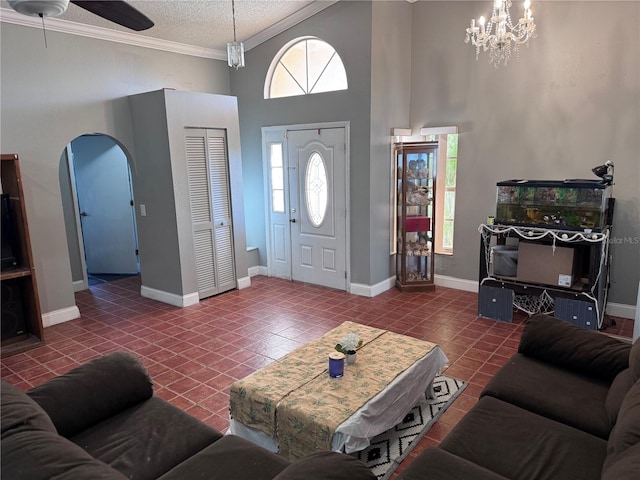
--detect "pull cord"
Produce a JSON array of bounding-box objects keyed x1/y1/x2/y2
[{"x1": 39, "y1": 13, "x2": 48, "y2": 48}]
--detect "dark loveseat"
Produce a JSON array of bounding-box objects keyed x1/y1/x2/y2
[
  {"x1": 399, "y1": 314, "x2": 640, "y2": 480},
  {"x1": 1, "y1": 351, "x2": 375, "y2": 480}
]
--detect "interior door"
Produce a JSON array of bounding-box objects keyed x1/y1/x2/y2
[
  {"x1": 72, "y1": 135, "x2": 138, "y2": 275},
  {"x1": 185, "y1": 128, "x2": 236, "y2": 299},
  {"x1": 288, "y1": 128, "x2": 347, "y2": 290}
]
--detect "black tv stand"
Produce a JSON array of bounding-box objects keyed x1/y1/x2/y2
[{"x1": 478, "y1": 224, "x2": 611, "y2": 329}]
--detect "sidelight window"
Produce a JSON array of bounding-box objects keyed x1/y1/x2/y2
[{"x1": 269, "y1": 144, "x2": 285, "y2": 213}]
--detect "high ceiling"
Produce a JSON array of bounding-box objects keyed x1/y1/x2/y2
[{"x1": 0, "y1": 1, "x2": 338, "y2": 55}]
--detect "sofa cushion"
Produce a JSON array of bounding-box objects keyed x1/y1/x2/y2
[
  {"x1": 607, "y1": 379, "x2": 640, "y2": 457},
  {"x1": 606, "y1": 368, "x2": 634, "y2": 427},
  {"x1": 602, "y1": 442, "x2": 640, "y2": 480},
  {"x1": 481, "y1": 353, "x2": 611, "y2": 438},
  {"x1": 1, "y1": 429, "x2": 127, "y2": 480},
  {"x1": 396, "y1": 447, "x2": 510, "y2": 480},
  {"x1": 158, "y1": 434, "x2": 289, "y2": 480},
  {"x1": 272, "y1": 451, "x2": 376, "y2": 480},
  {"x1": 518, "y1": 314, "x2": 630, "y2": 383},
  {"x1": 28, "y1": 351, "x2": 153, "y2": 438},
  {"x1": 439, "y1": 396, "x2": 607, "y2": 480},
  {"x1": 1, "y1": 380, "x2": 56, "y2": 437},
  {"x1": 71, "y1": 396, "x2": 222, "y2": 480}
]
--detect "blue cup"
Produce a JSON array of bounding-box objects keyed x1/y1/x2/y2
[{"x1": 329, "y1": 352, "x2": 345, "y2": 378}]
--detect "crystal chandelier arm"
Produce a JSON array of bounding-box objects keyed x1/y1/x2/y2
[{"x1": 464, "y1": 0, "x2": 536, "y2": 66}]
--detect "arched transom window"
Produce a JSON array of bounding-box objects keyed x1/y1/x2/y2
[{"x1": 265, "y1": 37, "x2": 348, "y2": 99}]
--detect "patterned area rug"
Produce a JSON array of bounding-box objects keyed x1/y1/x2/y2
[{"x1": 351, "y1": 375, "x2": 467, "y2": 479}]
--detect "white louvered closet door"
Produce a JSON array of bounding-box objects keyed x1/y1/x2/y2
[{"x1": 185, "y1": 128, "x2": 236, "y2": 299}]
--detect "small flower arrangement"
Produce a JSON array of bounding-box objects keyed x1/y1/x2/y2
[{"x1": 335, "y1": 333, "x2": 363, "y2": 355}]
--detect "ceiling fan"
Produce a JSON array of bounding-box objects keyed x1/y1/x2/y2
[{"x1": 7, "y1": 0, "x2": 154, "y2": 31}]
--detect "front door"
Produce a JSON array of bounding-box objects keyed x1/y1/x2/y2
[{"x1": 287, "y1": 128, "x2": 347, "y2": 290}]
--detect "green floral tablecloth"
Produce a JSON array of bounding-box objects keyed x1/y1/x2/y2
[{"x1": 229, "y1": 321, "x2": 437, "y2": 460}]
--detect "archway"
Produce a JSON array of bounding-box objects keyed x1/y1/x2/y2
[{"x1": 59, "y1": 134, "x2": 139, "y2": 290}]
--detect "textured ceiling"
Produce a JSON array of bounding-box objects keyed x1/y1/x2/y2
[{"x1": 1, "y1": 1, "x2": 325, "y2": 51}]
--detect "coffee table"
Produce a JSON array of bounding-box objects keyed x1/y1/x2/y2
[{"x1": 228, "y1": 321, "x2": 448, "y2": 460}]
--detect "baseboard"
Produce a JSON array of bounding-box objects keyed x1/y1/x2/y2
[
  {"x1": 248, "y1": 266, "x2": 267, "y2": 277},
  {"x1": 350, "y1": 276, "x2": 395, "y2": 298},
  {"x1": 606, "y1": 302, "x2": 636, "y2": 320},
  {"x1": 140, "y1": 285, "x2": 199, "y2": 308},
  {"x1": 350, "y1": 275, "x2": 479, "y2": 298},
  {"x1": 42, "y1": 306, "x2": 81, "y2": 327},
  {"x1": 237, "y1": 276, "x2": 252, "y2": 290},
  {"x1": 251, "y1": 270, "x2": 636, "y2": 320},
  {"x1": 72, "y1": 280, "x2": 87, "y2": 292},
  {"x1": 434, "y1": 275, "x2": 479, "y2": 293}
]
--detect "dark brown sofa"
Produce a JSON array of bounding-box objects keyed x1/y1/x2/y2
[
  {"x1": 1, "y1": 351, "x2": 375, "y2": 480},
  {"x1": 398, "y1": 314, "x2": 640, "y2": 480}
]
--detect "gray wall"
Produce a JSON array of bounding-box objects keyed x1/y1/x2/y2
[
  {"x1": 233, "y1": 0, "x2": 639, "y2": 304},
  {"x1": 370, "y1": 1, "x2": 413, "y2": 284},
  {"x1": 0, "y1": 23, "x2": 230, "y2": 315},
  {"x1": 230, "y1": 0, "x2": 374, "y2": 285},
  {"x1": 58, "y1": 149, "x2": 84, "y2": 283},
  {"x1": 410, "y1": 1, "x2": 640, "y2": 305},
  {"x1": 129, "y1": 89, "x2": 248, "y2": 297},
  {"x1": 128, "y1": 90, "x2": 182, "y2": 295}
]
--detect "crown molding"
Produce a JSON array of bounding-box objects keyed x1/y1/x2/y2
[
  {"x1": 244, "y1": 0, "x2": 339, "y2": 50},
  {"x1": 0, "y1": 7, "x2": 226, "y2": 60},
  {"x1": 1, "y1": 1, "x2": 339, "y2": 60}
]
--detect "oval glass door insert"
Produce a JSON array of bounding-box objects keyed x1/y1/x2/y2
[{"x1": 305, "y1": 152, "x2": 328, "y2": 227}]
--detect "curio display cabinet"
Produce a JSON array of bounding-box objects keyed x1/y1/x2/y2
[{"x1": 395, "y1": 143, "x2": 436, "y2": 292}]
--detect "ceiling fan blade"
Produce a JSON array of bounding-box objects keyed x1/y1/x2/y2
[{"x1": 70, "y1": 1, "x2": 154, "y2": 31}]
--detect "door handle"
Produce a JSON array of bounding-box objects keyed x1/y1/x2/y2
[
  {"x1": 290, "y1": 218, "x2": 296, "y2": 223},
  {"x1": 80, "y1": 211, "x2": 88, "y2": 217}
]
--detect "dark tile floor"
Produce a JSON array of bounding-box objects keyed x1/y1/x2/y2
[{"x1": 1, "y1": 275, "x2": 633, "y2": 478}]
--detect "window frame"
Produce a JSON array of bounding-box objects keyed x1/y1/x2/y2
[
  {"x1": 304, "y1": 151, "x2": 329, "y2": 227},
  {"x1": 269, "y1": 143, "x2": 285, "y2": 214},
  {"x1": 434, "y1": 134, "x2": 457, "y2": 255},
  {"x1": 392, "y1": 127, "x2": 458, "y2": 256},
  {"x1": 264, "y1": 36, "x2": 348, "y2": 100}
]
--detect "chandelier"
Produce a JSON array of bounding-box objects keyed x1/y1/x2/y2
[
  {"x1": 465, "y1": 0, "x2": 536, "y2": 67},
  {"x1": 227, "y1": 0, "x2": 245, "y2": 69}
]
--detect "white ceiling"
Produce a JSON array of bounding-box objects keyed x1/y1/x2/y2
[{"x1": 0, "y1": 0, "x2": 338, "y2": 57}]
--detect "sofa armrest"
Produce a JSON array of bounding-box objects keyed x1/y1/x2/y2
[
  {"x1": 272, "y1": 451, "x2": 376, "y2": 480},
  {"x1": 518, "y1": 314, "x2": 631, "y2": 382},
  {"x1": 28, "y1": 351, "x2": 153, "y2": 438}
]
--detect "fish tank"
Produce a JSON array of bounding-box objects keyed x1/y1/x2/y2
[{"x1": 495, "y1": 179, "x2": 612, "y2": 232}]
